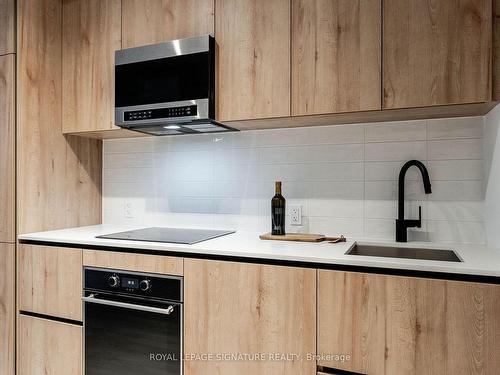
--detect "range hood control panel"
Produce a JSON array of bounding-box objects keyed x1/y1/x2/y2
[{"x1": 124, "y1": 105, "x2": 198, "y2": 122}]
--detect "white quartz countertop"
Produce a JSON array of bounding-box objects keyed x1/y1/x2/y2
[{"x1": 17, "y1": 224, "x2": 500, "y2": 279}]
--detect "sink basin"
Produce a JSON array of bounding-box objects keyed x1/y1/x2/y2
[{"x1": 346, "y1": 244, "x2": 462, "y2": 262}]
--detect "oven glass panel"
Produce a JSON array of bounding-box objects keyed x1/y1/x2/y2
[
  {"x1": 116, "y1": 52, "x2": 210, "y2": 107},
  {"x1": 85, "y1": 302, "x2": 181, "y2": 375}
]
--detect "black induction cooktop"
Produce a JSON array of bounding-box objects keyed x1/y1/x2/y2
[{"x1": 96, "y1": 227, "x2": 235, "y2": 245}]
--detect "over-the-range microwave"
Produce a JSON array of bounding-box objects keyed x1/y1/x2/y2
[{"x1": 115, "y1": 34, "x2": 237, "y2": 136}]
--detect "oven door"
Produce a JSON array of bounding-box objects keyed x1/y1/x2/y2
[{"x1": 83, "y1": 293, "x2": 182, "y2": 375}]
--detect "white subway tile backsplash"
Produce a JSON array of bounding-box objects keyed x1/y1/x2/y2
[
  {"x1": 103, "y1": 152, "x2": 154, "y2": 169},
  {"x1": 307, "y1": 144, "x2": 364, "y2": 162},
  {"x1": 213, "y1": 198, "x2": 261, "y2": 215},
  {"x1": 427, "y1": 201, "x2": 484, "y2": 222},
  {"x1": 255, "y1": 124, "x2": 364, "y2": 147},
  {"x1": 427, "y1": 117, "x2": 483, "y2": 140},
  {"x1": 303, "y1": 124, "x2": 365, "y2": 145},
  {"x1": 308, "y1": 199, "x2": 364, "y2": 218},
  {"x1": 300, "y1": 162, "x2": 364, "y2": 181},
  {"x1": 365, "y1": 141, "x2": 427, "y2": 161},
  {"x1": 103, "y1": 182, "x2": 153, "y2": 198},
  {"x1": 308, "y1": 217, "x2": 364, "y2": 237},
  {"x1": 213, "y1": 148, "x2": 259, "y2": 165},
  {"x1": 365, "y1": 161, "x2": 422, "y2": 181},
  {"x1": 427, "y1": 220, "x2": 485, "y2": 244},
  {"x1": 311, "y1": 181, "x2": 364, "y2": 200},
  {"x1": 364, "y1": 218, "x2": 395, "y2": 239},
  {"x1": 104, "y1": 137, "x2": 157, "y2": 153},
  {"x1": 168, "y1": 198, "x2": 215, "y2": 214},
  {"x1": 103, "y1": 116, "x2": 486, "y2": 244},
  {"x1": 428, "y1": 160, "x2": 483, "y2": 181},
  {"x1": 212, "y1": 164, "x2": 255, "y2": 182},
  {"x1": 428, "y1": 139, "x2": 483, "y2": 160},
  {"x1": 365, "y1": 180, "x2": 427, "y2": 201},
  {"x1": 163, "y1": 164, "x2": 213, "y2": 182},
  {"x1": 161, "y1": 150, "x2": 213, "y2": 166},
  {"x1": 364, "y1": 200, "x2": 426, "y2": 220},
  {"x1": 104, "y1": 167, "x2": 154, "y2": 183},
  {"x1": 365, "y1": 120, "x2": 427, "y2": 142},
  {"x1": 260, "y1": 144, "x2": 365, "y2": 164},
  {"x1": 429, "y1": 181, "x2": 484, "y2": 201},
  {"x1": 162, "y1": 181, "x2": 215, "y2": 197}
]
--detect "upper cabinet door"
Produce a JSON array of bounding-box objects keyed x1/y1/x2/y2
[
  {"x1": 292, "y1": 0, "x2": 381, "y2": 116},
  {"x1": 0, "y1": 55, "x2": 14, "y2": 243},
  {"x1": 122, "y1": 0, "x2": 214, "y2": 49},
  {"x1": 62, "y1": 0, "x2": 122, "y2": 134},
  {"x1": 383, "y1": 0, "x2": 492, "y2": 109},
  {"x1": 216, "y1": 0, "x2": 290, "y2": 122},
  {"x1": 0, "y1": 0, "x2": 15, "y2": 55}
]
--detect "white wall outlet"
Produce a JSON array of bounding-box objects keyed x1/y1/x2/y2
[
  {"x1": 290, "y1": 205, "x2": 302, "y2": 226},
  {"x1": 124, "y1": 200, "x2": 134, "y2": 218}
]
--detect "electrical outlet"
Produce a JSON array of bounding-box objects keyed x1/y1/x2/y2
[
  {"x1": 124, "y1": 200, "x2": 134, "y2": 218},
  {"x1": 290, "y1": 205, "x2": 302, "y2": 226}
]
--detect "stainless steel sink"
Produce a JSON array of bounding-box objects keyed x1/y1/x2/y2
[{"x1": 346, "y1": 244, "x2": 462, "y2": 262}]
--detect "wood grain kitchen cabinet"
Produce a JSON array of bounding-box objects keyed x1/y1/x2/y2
[
  {"x1": 83, "y1": 249, "x2": 184, "y2": 276},
  {"x1": 291, "y1": 0, "x2": 381, "y2": 116},
  {"x1": 215, "y1": 0, "x2": 290, "y2": 122},
  {"x1": 494, "y1": 0, "x2": 500, "y2": 100},
  {"x1": 318, "y1": 270, "x2": 500, "y2": 374},
  {"x1": 383, "y1": 0, "x2": 492, "y2": 109},
  {"x1": 184, "y1": 259, "x2": 316, "y2": 375},
  {"x1": 0, "y1": 54, "x2": 14, "y2": 243},
  {"x1": 18, "y1": 0, "x2": 102, "y2": 234},
  {"x1": 122, "y1": 0, "x2": 214, "y2": 49},
  {"x1": 18, "y1": 244, "x2": 83, "y2": 321},
  {"x1": 0, "y1": 0, "x2": 15, "y2": 55},
  {"x1": 62, "y1": 0, "x2": 122, "y2": 134},
  {"x1": 18, "y1": 315, "x2": 83, "y2": 375},
  {"x1": 0, "y1": 244, "x2": 15, "y2": 375}
]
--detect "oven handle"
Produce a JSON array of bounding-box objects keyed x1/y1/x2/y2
[{"x1": 82, "y1": 294, "x2": 178, "y2": 315}]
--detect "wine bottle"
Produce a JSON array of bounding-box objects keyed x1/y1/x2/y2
[{"x1": 271, "y1": 181, "x2": 286, "y2": 235}]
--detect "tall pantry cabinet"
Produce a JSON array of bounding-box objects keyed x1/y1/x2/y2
[
  {"x1": 0, "y1": 0, "x2": 16, "y2": 373},
  {"x1": 16, "y1": 0, "x2": 102, "y2": 374}
]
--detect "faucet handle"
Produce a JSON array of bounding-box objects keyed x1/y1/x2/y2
[{"x1": 417, "y1": 206, "x2": 422, "y2": 228}]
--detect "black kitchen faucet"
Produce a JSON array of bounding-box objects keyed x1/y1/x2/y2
[{"x1": 396, "y1": 160, "x2": 432, "y2": 242}]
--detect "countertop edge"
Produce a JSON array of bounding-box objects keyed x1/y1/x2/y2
[{"x1": 18, "y1": 236, "x2": 500, "y2": 285}]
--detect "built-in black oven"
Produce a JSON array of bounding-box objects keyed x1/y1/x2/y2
[
  {"x1": 114, "y1": 34, "x2": 236, "y2": 136},
  {"x1": 83, "y1": 267, "x2": 182, "y2": 375}
]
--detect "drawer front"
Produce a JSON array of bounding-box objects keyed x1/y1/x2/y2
[
  {"x1": 83, "y1": 249, "x2": 183, "y2": 275},
  {"x1": 18, "y1": 314, "x2": 82, "y2": 375},
  {"x1": 18, "y1": 245, "x2": 83, "y2": 321}
]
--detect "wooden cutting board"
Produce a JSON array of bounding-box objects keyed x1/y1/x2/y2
[{"x1": 259, "y1": 233, "x2": 346, "y2": 243}]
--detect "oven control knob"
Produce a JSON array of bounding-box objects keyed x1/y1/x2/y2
[
  {"x1": 140, "y1": 279, "x2": 151, "y2": 291},
  {"x1": 108, "y1": 275, "x2": 120, "y2": 288}
]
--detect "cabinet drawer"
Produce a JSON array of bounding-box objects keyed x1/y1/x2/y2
[
  {"x1": 18, "y1": 314, "x2": 82, "y2": 375},
  {"x1": 18, "y1": 245, "x2": 83, "y2": 321},
  {"x1": 83, "y1": 250, "x2": 183, "y2": 276},
  {"x1": 0, "y1": 243, "x2": 15, "y2": 375}
]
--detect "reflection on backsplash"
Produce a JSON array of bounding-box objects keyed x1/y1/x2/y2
[{"x1": 103, "y1": 116, "x2": 486, "y2": 244}]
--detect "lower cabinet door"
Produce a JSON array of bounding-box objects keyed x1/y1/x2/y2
[
  {"x1": 0, "y1": 244, "x2": 14, "y2": 375},
  {"x1": 184, "y1": 259, "x2": 316, "y2": 375},
  {"x1": 18, "y1": 244, "x2": 83, "y2": 321},
  {"x1": 17, "y1": 315, "x2": 83, "y2": 375},
  {"x1": 318, "y1": 270, "x2": 500, "y2": 375}
]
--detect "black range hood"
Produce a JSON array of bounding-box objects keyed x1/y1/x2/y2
[{"x1": 114, "y1": 35, "x2": 238, "y2": 136}]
